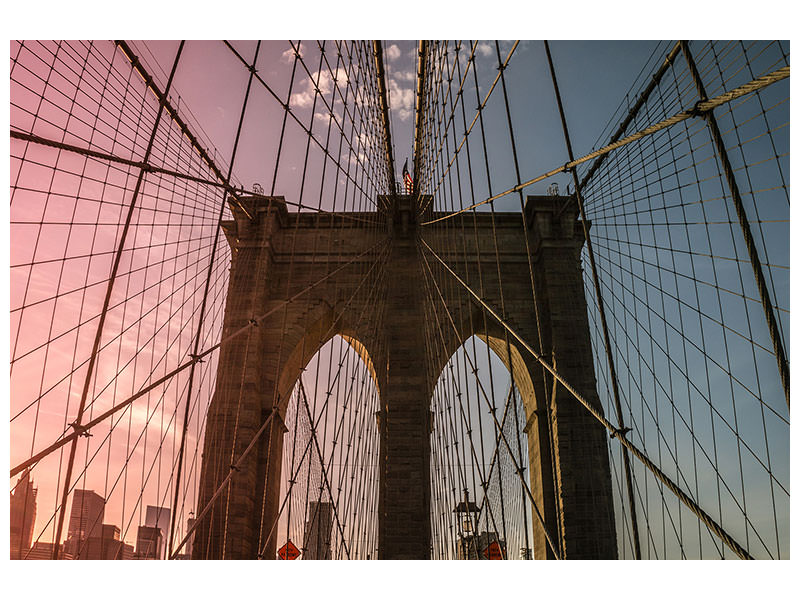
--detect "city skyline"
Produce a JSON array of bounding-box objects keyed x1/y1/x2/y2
[
  {"x1": 7, "y1": 32, "x2": 790, "y2": 590},
  {"x1": 5, "y1": 1, "x2": 794, "y2": 595},
  {"x1": 9, "y1": 479, "x2": 196, "y2": 559}
]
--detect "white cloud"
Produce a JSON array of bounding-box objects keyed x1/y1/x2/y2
[
  {"x1": 386, "y1": 44, "x2": 401, "y2": 62},
  {"x1": 292, "y1": 89, "x2": 314, "y2": 108},
  {"x1": 388, "y1": 77, "x2": 414, "y2": 122},
  {"x1": 347, "y1": 152, "x2": 367, "y2": 167},
  {"x1": 395, "y1": 70, "x2": 416, "y2": 83},
  {"x1": 314, "y1": 103, "x2": 344, "y2": 126},
  {"x1": 477, "y1": 42, "x2": 493, "y2": 58},
  {"x1": 291, "y1": 67, "x2": 349, "y2": 109},
  {"x1": 280, "y1": 48, "x2": 297, "y2": 64}
]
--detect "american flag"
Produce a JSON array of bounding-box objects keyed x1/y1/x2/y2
[{"x1": 402, "y1": 159, "x2": 413, "y2": 194}]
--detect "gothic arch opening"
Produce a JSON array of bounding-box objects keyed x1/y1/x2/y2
[
  {"x1": 274, "y1": 305, "x2": 382, "y2": 418},
  {"x1": 268, "y1": 333, "x2": 381, "y2": 560},
  {"x1": 429, "y1": 334, "x2": 541, "y2": 560}
]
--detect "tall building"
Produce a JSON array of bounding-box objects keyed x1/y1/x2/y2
[
  {"x1": 119, "y1": 541, "x2": 135, "y2": 560},
  {"x1": 136, "y1": 525, "x2": 162, "y2": 559},
  {"x1": 10, "y1": 469, "x2": 37, "y2": 559},
  {"x1": 101, "y1": 523, "x2": 120, "y2": 541},
  {"x1": 65, "y1": 489, "x2": 105, "y2": 556},
  {"x1": 302, "y1": 501, "x2": 333, "y2": 560},
  {"x1": 185, "y1": 517, "x2": 196, "y2": 558},
  {"x1": 24, "y1": 542, "x2": 73, "y2": 560},
  {"x1": 144, "y1": 505, "x2": 171, "y2": 557},
  {"x1": 80, "y1": 524, "x2": 134, "y2": 560}
]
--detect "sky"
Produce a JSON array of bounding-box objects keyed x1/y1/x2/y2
[
  {"x1": 3, "y1": 11, "x2": 796, "y2": 600},
  {"x1": 8, "y1": 36, "x2": 789, "y2": 549},
  {"x1": 125, "y1": 39, "x2": 666, "y2": 200}
]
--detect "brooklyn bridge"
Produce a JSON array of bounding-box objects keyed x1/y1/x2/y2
[{"x1": 9, "y1": 39, "x2": 789, "y2": 565}]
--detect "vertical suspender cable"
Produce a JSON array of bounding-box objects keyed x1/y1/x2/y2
[
  {"x1": 373, "y1": 41, "x2": 397, "y2": 199},
  {"x1": 413, "y1": 41, "x2": 429, "y2": 207},
  {"x1": 167, "y1": 41, "x2": 262, "y2": 559},
  {"x1": 51, "y1": 41, "x2": 186, "y2": 560},
  {"x1": 543, "y1": 40, "x2": 642, "y2": 560},
  {"x1": 679, "y1": 40, "x2": 789, "y2": 409}
]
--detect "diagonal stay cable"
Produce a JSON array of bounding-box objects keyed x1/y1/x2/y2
[
  {"x1": 418, "y1": 236, "x2": 755, "y2": 560},
  {"x1": 50, "y1": 41, "x2": 186, "y2": 559},
  {"x1": 296, "y1": 378, "x2": 351, "y2": 559},
  {"x1": 169, "y1": 406, "x2": 279, "y2": 559},
  {"x1": 169, "y1": 39, "x2": 262, "y2": 558},
  {"x1": 679, "y1": 40, "x2": 789, "y2": 409},
  {"x1": 544, "y1": 39, "x2": 642, "y2": 560},
  {"x1": 114, "y1": 42, "x2": 232, "y2": 191},
  {"x1": 10, "y1": 237, "x2": 389, "y2": 479},
  {"x1": 418, "y1": 241, "x2": 562, "y2": 559},
  {"x1": 420, "y1": 65, "x2": 789, "y2": 226},
  {"x1": 172, "y1": 238, "x2": 390, "y2": 559},
  {"x1": 578, "y1": 42, "x2": 683, "y2": 194}
]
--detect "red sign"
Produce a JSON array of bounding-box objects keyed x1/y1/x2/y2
[
  {"x1": 483, "y1": 541, "x2": 504, "y2": 560},
  {"x1": 278, "y1": 540, "x2": 300, "y2": 560}
]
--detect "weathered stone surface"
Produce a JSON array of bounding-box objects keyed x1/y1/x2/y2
[{"x1": 193, "y1": 194, "x2": 617, "y2": 560}]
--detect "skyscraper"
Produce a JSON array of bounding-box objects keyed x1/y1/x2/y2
[
  {"x1": 135, "y1": 525, "x2": 162, "y2": 559},
  {"x1": 144, "y1": 505, "x2": 171, "y2": 559},
  {"x1": 303, "y1": 501, "x2": 333, "y2": 560},
  {"x1": 24, "y1": 542, "x2": 73, "y2": 560},
  {"x1": 10, "y1": 469, "x2": 37, "y2": 559},
  {"x1": 65, "y1": 489, "x2": 105, "y2": 557},
  {"x1": 185, "y1": 516, "x2": 196, "y2": 558},
  {"x1": 81, "y1": 524, "x2": 134, "y2": 560}
]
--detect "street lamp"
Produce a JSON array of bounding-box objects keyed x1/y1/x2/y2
[{"x1": 453, "y1": 492, "x2": 480, "y2": 559}]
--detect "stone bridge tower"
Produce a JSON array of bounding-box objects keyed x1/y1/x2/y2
[{"x1": 193, "y1": 193, "x2": 617, "y2": 560}]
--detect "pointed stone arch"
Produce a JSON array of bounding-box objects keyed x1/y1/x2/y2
[
  {"x1": 275, "y1": 302, "x2": 383, "y2": 417},
  {"x1": 195, "y1": 193, "x2": 617, "y2": 560},
  {"x1": 428, "y1": 304, "x2": 558, "y2": 559}
]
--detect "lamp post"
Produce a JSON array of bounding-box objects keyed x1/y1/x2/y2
[{"x1": 453, "y1": 492, "x2": 480, "y2": 559}]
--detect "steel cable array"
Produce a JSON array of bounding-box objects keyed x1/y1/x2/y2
[
  {"x1": 9, "y1": 39, "x2": 789, "y2": 561},
  {"x1": 10, "y1": 40, "x2": 389, "y2": 560},
  {"x1": 415, "y1": 40, "x2": 788, "y2": 560}
]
